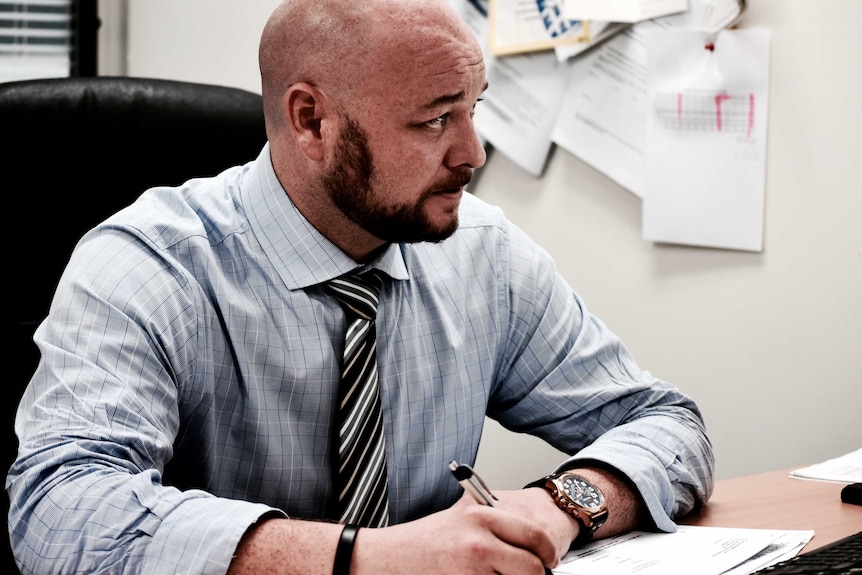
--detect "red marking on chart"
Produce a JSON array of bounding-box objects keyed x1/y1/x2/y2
[
  {"x1": 747, "y1": 93, "x2": 755, "y2": 139},
  {"x1": 715, "y1": 93, "x2": 732, "y2": 131},
  {"x1": 653, "y1": 90, "x2": 758, "y2": 136}
]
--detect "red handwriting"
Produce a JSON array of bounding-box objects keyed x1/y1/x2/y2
[{"x1": 715, "y1": 93, "x2": 732, "y2": 131}]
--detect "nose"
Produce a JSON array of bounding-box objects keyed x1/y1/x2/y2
[{"x1": 446, "y1": 123, "x2": 487, "y2": 171}]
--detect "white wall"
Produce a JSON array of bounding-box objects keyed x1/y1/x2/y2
[{"x1": 110, "y1": 0, "x2": 862, "y2": 487}]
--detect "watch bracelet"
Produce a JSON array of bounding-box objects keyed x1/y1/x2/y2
[{"x1": 524, "y1": 473, "x2": 608, "y2": 547}]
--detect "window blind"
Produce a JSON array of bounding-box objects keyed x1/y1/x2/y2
[{"x1": 0, "y1": 0, "x2": 78, "y2": 82}]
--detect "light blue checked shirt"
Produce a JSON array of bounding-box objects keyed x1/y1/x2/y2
[{"x1": 8, "y1": 144, "x2": 713, "y2": 574}]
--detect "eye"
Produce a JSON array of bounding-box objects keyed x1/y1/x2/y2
[
  {"x1": 425, "y1": 113, "x2": 450, "y2": 129},
  {"x1": 470, "y1": 98, "x2": 483, "y2": 119}
]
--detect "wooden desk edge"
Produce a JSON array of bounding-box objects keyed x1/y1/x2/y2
[{"x1": 679, "y1": 467, "x2": 862, "y2": 553}]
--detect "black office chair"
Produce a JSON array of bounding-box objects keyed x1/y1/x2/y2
[{"x1": 1, "y1": 76, "x2": 267, "y2": 574}]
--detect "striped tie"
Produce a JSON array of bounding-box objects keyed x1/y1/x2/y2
[{"x1": 326, "y1": 270, "x2": 389, "y2": 527}]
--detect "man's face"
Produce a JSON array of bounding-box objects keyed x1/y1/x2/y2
[
  {"x1": 323, "y1": 116, "x2": 474, "y2": 243},
  {"x1": 322, "y1": 28, "x2": 487, "y2": 245}
]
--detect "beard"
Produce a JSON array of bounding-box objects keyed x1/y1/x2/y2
[{"x1": 322, "y1": 116, "x2": 470, "y2": 244}]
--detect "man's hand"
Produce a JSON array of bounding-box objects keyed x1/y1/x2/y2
[
  {"x1": 488, "y1": 487, "x2": 581, "y2": 562},
  {"x1": 228, "y1": 467, "x2": 644, "y2": 574},
  {"x1": 228, "y1": 499, "x2": 561, "y2": 575},
  {"x1": 354, "y1": 499, "x2": 560, "y2": 574}
]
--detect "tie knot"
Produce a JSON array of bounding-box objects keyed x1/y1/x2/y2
[{"x1": 326, "y1": 270, "x2": 384, "y2": 320}]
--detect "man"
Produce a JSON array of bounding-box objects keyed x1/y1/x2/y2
[{"x1": 7, "y1": 0, "x2": 713, "y2": 573}]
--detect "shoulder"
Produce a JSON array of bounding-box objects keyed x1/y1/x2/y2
[
  {"x1": 456, "y1": 190, "x2": 507, "y2": 229},
  {"x1": 106, "y1": 164, "x2": 252, "y2": 250},
  {"x1": 401, "y1": 192, "x2": 557, "y2": 290}
]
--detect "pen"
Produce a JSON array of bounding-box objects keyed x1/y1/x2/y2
[
  {"x1": 448, "y1": 459, "x2": 499, "y2": 507},
  {"x1": 448, "y1": 460, "x2": 553, "y2": 575}
]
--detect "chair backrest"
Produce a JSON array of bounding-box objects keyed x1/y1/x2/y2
[{"x1": 1, "y1": 76, "x2": 267, "y2": 574}]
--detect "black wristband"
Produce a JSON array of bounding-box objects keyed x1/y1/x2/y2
[{"x1": 333, "y1": 524, "x2": 360, "y2": 575}]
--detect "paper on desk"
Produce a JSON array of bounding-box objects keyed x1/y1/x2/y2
[
  {"x1": 474, "y1": 50, "x2": 571, "y2": 176},
  {"x1": 722, "y1": 531, "x2": 814, "y2": 575},
  {"x1": 489, "y1": 0, "x2": 590, "y2": 56},
  {"x1": 552, "y1": 525, "x2": 809, "y2": 575},
  {"x1": 790, "y1": 448, "x2": 862, "y2": 483},
  {"x1": 641, "y1": 27, "x2": 771, "y2": 251},
  {"x1": 562, "y1": 0, "x2": 687, "y2": 23}
]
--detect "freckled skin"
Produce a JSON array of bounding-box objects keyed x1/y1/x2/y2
[{"x1": 261, "y1": 0, "x2": 487, "y2": 262}]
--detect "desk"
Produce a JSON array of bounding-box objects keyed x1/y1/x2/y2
[{"x1": 680, "y1": 467, "x2": 862, "y2": 552}]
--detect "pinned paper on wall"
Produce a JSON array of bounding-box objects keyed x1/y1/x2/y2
[
  {"x1": 450, "y1": 0, "x2": 770, "y2": 251},
  {"x1": 562, "y1": 0, "x2": 687, "y2": 23},
  {"x1": 473, "y1": 50, "x2": 571, "y2": 176},
  {"x1": 641, "y1": 27, "x2": 771, "y2": 252},
  {"x1": 489, "y1": 0, "x2": 591, "y2": 56},
  {"x1": 551, "y1": 21, "x2": 656, "y2": 197}
]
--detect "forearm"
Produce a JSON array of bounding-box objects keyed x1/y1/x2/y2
[
  {"x1": 568, "y1": 407, "x2": 715, "y2": 532},
  {"x1": 228, "y1": 518, "x2": 342, "y2": 575}
]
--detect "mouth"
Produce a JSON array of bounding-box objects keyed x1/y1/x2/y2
[
  {"x1": 432, "y1": 172, "x2": 472, "y2": 195},
  {"x1": 436, "y1": 186, "x2": 463, "y2": 195}
]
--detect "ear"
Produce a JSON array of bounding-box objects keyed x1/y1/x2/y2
[{"x1": 284, "y1": 82, "x2": 328, "y2": 162}]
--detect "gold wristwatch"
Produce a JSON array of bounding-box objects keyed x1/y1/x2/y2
[{"x1": 526, "y1": 470, "x2": 609, "y2": 546}]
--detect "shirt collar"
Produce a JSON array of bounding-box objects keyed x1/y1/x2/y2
[{"x1": 243, "y1": 143, "x2": 410, "y2": 291}]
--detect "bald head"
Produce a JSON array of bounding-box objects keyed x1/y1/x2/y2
[
  {"x1": 257, "y1": 0, "x2": 487, "y2": 261},
  {"x1": 258, "y1": 0, "x2": 478, "y2": 130}
]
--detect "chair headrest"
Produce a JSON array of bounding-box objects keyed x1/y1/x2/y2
[{"x1": 2, "y1": 75, "x2": 268, "y2": 325}]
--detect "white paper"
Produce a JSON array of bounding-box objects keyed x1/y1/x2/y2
[
  {"x1": 666, "y1": 0, "x2": 745, "y2": 33},
  {"x1": 695, "y1": 0, "x2": 747, "y2": 34},
  {"x1": 641, "y1": 27, "x2": 771, "y2": 251},
  {"x1": 475, "y1": 50, "x2": 571, "y2": 176},
  {"x1": 563, "y1": 0, "x2": 687, "y2": 23},
  {"x1": 552, "y1": 526, "x2": 811, "y2": 575},
  {"x1": 554, "y1": 21, "x2": 630, "y2": 62},
  {"x1": 489, "y1": 0, "x2": 590, "y2": 56},
  {"x1": 552, "y1": 21, "x2": 655, "y2": 196},
  {"x1": 721, "y1": 531, "x2": 814, "y2": 575},
  {"x1": 551, "y1": 0, "x2": 749, "y2": 197},
  {"x1": 790, "y1": 448, "x2": 862, "y2": 483}
]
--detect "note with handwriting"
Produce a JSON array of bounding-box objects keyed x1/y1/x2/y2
[{"x1": 641, "y1": 27, "x2": 771, "y2": 251}]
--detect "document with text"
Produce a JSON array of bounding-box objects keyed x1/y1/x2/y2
[
  {"x1": 474, "y1": 50, "x2": 572, "y2": 176},
  {"x1": 790, "y1": 448, "x2": 862, "y2": 483},
  {"x1": 553, "y1": 525, "x2": 813, "y2": 575}
]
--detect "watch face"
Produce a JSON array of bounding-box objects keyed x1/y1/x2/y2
[{"x1": 560, "y1": 475, "x2": 604, "y2": 509}]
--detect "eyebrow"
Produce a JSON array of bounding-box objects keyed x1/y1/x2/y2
[{"x1": 424, "y1": 82, "x2": 489, "y2": 110}]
